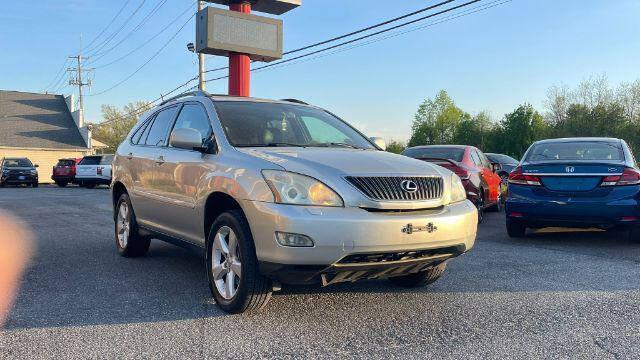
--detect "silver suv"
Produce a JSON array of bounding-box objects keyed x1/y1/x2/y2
[{"x1": 111, "y1": 91, "x2": 477, "y2": 313}]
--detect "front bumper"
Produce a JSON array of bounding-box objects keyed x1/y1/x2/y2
[
  {"x1": 1, "y1": 173, "x2": 37, "y2": 184},
  {"x1": 241, "y1": 199, "x2": 477, "y2": 282}
]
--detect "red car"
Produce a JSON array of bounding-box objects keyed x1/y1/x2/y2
[
  {"x1": 51, "y1": 158, "x2": 82, "y2": 187},
  {"x1": 402, "y1": 145, "x2": 502, "y2": 222}
]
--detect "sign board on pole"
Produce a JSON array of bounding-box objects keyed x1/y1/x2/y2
[
  {"x1": 203, "y1": 0, "x2": 301, "y2": 15},
  {"x1": 196, "y1": 7, "x2": 283, "y2": 61}
]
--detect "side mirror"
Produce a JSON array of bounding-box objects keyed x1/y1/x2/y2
[
  {"x1": 34, "y1": 164, "x2": 39, "y2": 168},
  {"x1": 169, "y1": 128, "x2": 203, "y2": 151},
  {"x1": 491, "y1": 163, "x2": 501, "y2": 172},
  {"x1": 370, "y1": 137, "x2": 386, "y2": 151}
]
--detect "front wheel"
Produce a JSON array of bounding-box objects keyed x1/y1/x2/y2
[
  {"x1": 476, "y1": 191, "x2": 484, "y2": 223},
  {"x1": 389, "y1": 262, "x2": 447, "y2": 287},
  {"x1": 32, "y1": 182, "x2": 38, "y2": 188},
  {"x1": 206, "y1": 210, "x2": 272, "y2": 314}
]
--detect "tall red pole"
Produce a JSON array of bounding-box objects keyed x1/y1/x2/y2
[{"x1": 229, "y1": 1, "x2": 251, "y2": 96}]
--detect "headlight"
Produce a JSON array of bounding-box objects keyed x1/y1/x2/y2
[
  {"x1": 450, "y1": 173, "x2": 467, "y2": 204},
  {"x1": 1, "y1": 169, "x2": 8, "y2": 173},
  {"x1": 30, "y1": 169, "x2": 37, "y2": 175},
  {"x1": 262, "y1": 170, "x2": 344, "y2": 207}
]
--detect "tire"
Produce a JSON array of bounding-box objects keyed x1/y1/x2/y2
[
  {"x1": 506, "y1": 219, "x2": 526, "y2": 238},
  {"x1": 85, "y1": 183, "x2": 96, "y2": 189},
  {"x1": 206, "y1": 210, "x2": 272, "y2": 314},
  {"x1": 476, "y1": 190, "x2": 484, "y2": 223},
  {"x1": 56, "y1": 181, "x2": 68, "y2": 187},
  {"x1": 389, "y1": 262, "x2": 447, "y2": 288},
  {"x1": 626, "y1": 227, "x2": 640, "y2": 243},
  {"x1": 115, "y1": 193, "x2": 150, "y2": 257},
  {"x1": 489, "y1": 191, "x2": 503, "y2": 212},
  {"x1": 0, "y1": 182, "x2": 4, "y2": 188},
  {"x1": 32, "y1": 182, "x2": 38, "y2": 188}
]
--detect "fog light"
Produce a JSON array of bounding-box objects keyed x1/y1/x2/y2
[{"x1": 275, "y1": 232, "x2": 314, "y2": 247}]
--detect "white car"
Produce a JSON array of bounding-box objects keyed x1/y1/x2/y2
[{"x1": 76, "y1": 154, "x2": 113, "y2": 188}]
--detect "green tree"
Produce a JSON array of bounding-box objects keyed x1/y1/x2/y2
[
  {"x1": 386, "y1": 140, "x2": 406, "y2": 154},
  {"x1": 409, "y1": 90, "x2": 468, "y2": 147},
  {"x1": 496, "y1": 104, "x2": 548, "y2": 158},
  {"x1": 453, "y1": 111, "x2": 492, "y2": 149},
  {"x1": 91, "y1": 101, "x2": 151, "y2": 152}
]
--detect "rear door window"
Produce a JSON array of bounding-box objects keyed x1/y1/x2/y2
[
  {"x1": 145, "y1": 106, "x2": 179, "y2": 146},
  {"x1": 132, "y1": 116, "x2": 155, "y2": 145},
  {"x1": 470, "y1": 151, "x2": 482, "y2": 166}
]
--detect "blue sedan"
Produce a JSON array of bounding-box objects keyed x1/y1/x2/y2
[{"x1": 505, "y1": 137, "x2": 640, "y2": 238}]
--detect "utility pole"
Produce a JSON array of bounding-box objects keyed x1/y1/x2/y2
[
  {"x1": 198, "y1": 0, "x2": 206, "y2": 91},
  {"x1": 68, "y1": 55, "x2": 93, "y2": 126}
]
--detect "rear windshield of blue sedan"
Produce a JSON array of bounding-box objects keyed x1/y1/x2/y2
[
  {"x1": 403, "y1": 147, "x2": 464, "y2": 162},
  {"x1": 525, "y1": 141, "x2": 624, "y2": 162}
]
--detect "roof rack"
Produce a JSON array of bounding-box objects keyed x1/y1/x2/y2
[
  {"x1": 280, "y1": 98, "x2": 308, "y2": 105},
  {"x1": 160, "y1": 90, "x2": 210, "y2": 106}
]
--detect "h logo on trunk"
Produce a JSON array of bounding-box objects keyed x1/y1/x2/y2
[{"x1": 565, "y1": 166, "x2": 575, "y2": 173}]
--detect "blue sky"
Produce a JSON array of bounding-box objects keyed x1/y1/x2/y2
[{"x1": 1, "y1": 0, "x2": 639, "y2": 141}]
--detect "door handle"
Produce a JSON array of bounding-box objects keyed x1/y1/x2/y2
[
  {"x1": 155, "y1": 156, "x2": 165, "y2": 165},
  {"x1": 126, "y1": 152, "x2": 133, "y2": 160}
]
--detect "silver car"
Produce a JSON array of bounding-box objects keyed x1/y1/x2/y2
[{"x1": 111, "y1": 91, "x2": 477, "y2": 313}]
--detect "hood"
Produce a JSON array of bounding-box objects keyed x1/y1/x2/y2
[{"x1": 237, "y1": 147, "x2": 447, "y2": 177}]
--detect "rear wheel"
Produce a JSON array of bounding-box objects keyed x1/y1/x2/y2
[
  {"x1": 115, "y1": 193, "x2": 150, "y2": 257},
  {"x1": 626, "y1": 227, "x2": 640, "y2": 243},
  {"x1": 206, "y1": 210, "x2": 272, "y2": 314},
  {"x1": 476, "y1": 190, "x2": 485, "y2": 223},
  {"x1": 85, "y1": 183, "x2": 96, "y2": 189},
  {"x1": 506, "y1": 219, "x2": 526, "y2": 238},
  {"x1": 389, "y1": 262, "x2": 447, "y2": 288}
]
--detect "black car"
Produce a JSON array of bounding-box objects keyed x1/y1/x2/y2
[
  {"x1": 485, "y1": 153, "x2": 519, "y2": 181},
  {"x1": 0, "y1": 157, "x2": 39, "y2": 187}
]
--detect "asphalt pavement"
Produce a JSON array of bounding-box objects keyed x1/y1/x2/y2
[{"x1": 0, "y1": 185, "x2": 639, "y2": 359}]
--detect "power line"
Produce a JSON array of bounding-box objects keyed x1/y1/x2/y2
[
  {"x1": 82, "y1": 0, "x2": 133, "y2": 52},
  {"x1": 89, "y1": 13, "x2": 195, "y2": 96},
  {"x1": 283, "y1": 0, "x2": 456, "y2": 56},
  {"x1": 90, "y1": 1, "x2": 195, "y2": 69},
  {"x1": 204, "y1": 0, "x2": 458, "y2": 75},
  {"x1": 43, "y1": 59, "x2": 70, "y2": 93},
  {"x1": 84, "y1": 0, "x2": 148, "y2": 57},
  {"x1": 87, "y1": 0, "x2": 171, "y2": 65},
  {"x1": 251, "y1": 0, "x2": 511, "y2": 75}
]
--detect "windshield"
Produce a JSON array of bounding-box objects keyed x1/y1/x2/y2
[
  {"x1": 100, "y1": 155, "x2": 114, "y2": 165},
  {"x1": 525, "y1": 141, "x2": 624, "y2": 162},
  {"x1": 213, "y1": 101, "x2": 375, "y2": 149},
  {"x1": 486, "y1": 153, "x2": 518, "y2": 164},
  {"x1": 403, "y1": 147, "x2": 465, "y2": 162},
  {"x1": 56, "y1": 159, "x2": 75, "y2": 167},
  {"x1": 3, "y1": 158, "x2": 33, "y2": 168},
  {"x1": 79, "y1": 156, "x2": 101, "y2": 165}
]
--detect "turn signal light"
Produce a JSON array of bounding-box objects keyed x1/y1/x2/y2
[{"x1": 508, "y1": 166, "x2": 541, "y2": 186}]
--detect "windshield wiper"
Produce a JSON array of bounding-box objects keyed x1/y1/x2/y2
[
  {"x1": 315, "y1": 142, "x2": 362, "y2": 149},
  {"x1": 236, "y1": 142, "x2": 307, "y2": 148}
]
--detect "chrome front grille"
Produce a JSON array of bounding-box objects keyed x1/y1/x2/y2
[{"x1": 345, "y1": 176, "x2": 443, "y2": 201}]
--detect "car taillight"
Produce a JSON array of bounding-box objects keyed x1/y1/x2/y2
[
  {"x1": 508, "y1": 166, "x2": 541, "y2": 186},
  {"x1": 601, "y1": 167, "x2": 640, "y2": 186}
]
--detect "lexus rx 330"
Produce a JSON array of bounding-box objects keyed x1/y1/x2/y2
[{"x1": 111, "y1": 91, "x2": 478, "y2": 313}]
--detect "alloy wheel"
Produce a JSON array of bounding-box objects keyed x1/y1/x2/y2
[
  {"x1": 116, "y1": 202, "x2": 130, "y2": 248},
  {"x1": 212, "y1": 226, "x2": 242, "y2": 300}
]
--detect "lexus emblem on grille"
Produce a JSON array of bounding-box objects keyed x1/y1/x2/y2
[
  {"x1": 400, "y1": 179, "x2": 418, "y2": 193},
  {"x1": 565, "y1": 166, "x2": 575, "y2": 173},
  {"x1": 402, "y1": 223, "x2": 437, "y2": 234}
]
